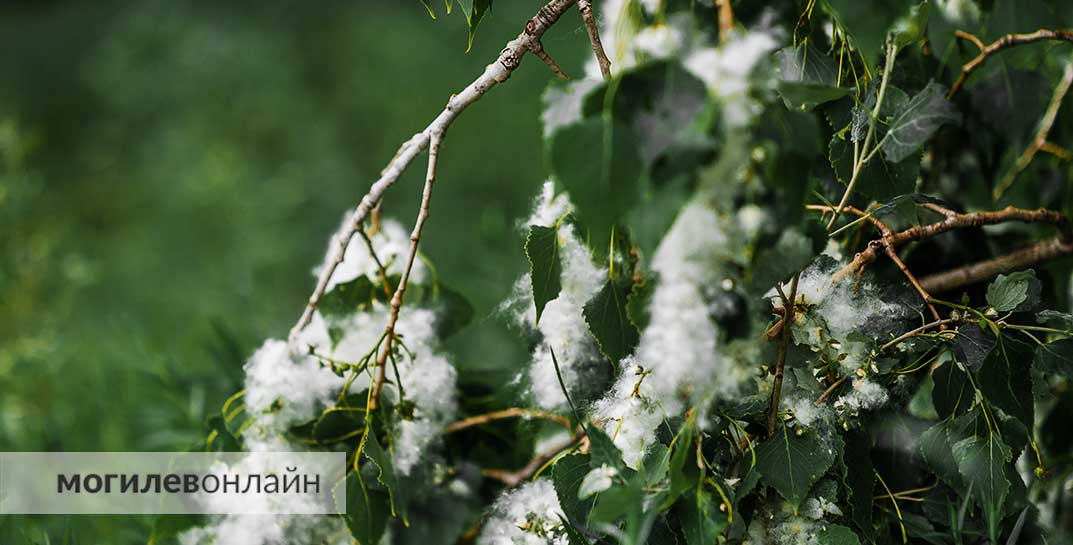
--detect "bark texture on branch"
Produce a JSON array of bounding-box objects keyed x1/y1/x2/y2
[
  {"x1": 949, "y1": 29, "x2": 1073, "y2": 97},
  {"x1": 286, "y1": 0, "x2": 580, "y2": 353},
  {"x1": 919, "y1": 237, "x2": 1073, "y2": 293}
]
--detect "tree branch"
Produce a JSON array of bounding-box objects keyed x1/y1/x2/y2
[
  {"x1": 482, "y1": 432, "x2": 585, "y2": 487},
  {"x1": 830, "y1": 205, "x2": 1071, "y2": 285},
  {"x1": 286, "y1": 0, "x2": 581, "y2": 353},
  {"x1": 371, "y1": 133, "x2": 442, "y2": 410},
  {"x1": 919, "y1": 236, "x2": 1073, "y2": 293},
  {"x1": 446, "y1": 408, "x2": 573, "y2": 433},
  {"x1": 949, "y1": 29, "x2": 1073, "y2": 98},
  {"x1": 716, "y1": 0, "x2": 735, "y2": 42},
  {"x1": 880, "y1": 317, "x2": 959, "y2": 351},
  {"x1": 768, "y1": 272, "x2": 799, "y2": 436},
  {"x1": 993, "y1": 53, "x2": 1073, "y2": 199},
  {"x1": 577, "y1": 0, "x2": 612, "y2": 79}
]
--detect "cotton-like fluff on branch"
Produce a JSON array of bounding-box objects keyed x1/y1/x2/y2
[
  {"x1": 503, "y1": 182, "x2": 606, "y2": 410},
  {"x1": 181, "y1": 218, "x2": 457, "y2": 545},
  {"x1": 593, "y1": 200, "x2": 748, "y2": 467},
  {"x1": 478, "y1": 478, "x2": 569, "y2": 545},
  {"x1": 318, "y1": 214, "x2": 428, "y2": 293},
  {"x1": 684, "y1": 27, "x2": 779, "y2": 128}
]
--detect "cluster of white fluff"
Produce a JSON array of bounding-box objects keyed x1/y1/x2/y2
[
  {"x1": 503, "y1": 181, "x2": 607, "y2": 410},
  {"x1": 181, "y1": 217, "x2": 458, "y2": 545},
  {"x1": 744, "y1": 495, "x2": 843, "y2": 545},
  {"x1": 478, "y1": 479, "x2": 569, "y2": 545},
  {"x1": 769, "y1": 260, "x2": 906, "y2": 429},
  {"x1": 593, "y1": 200, "x2": 750, "y2": 467}
]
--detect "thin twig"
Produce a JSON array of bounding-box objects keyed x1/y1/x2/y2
[
  {"x1": 716, "y1": 0, "x2": 735, "y2": 43},
  {"x1": 815, "y1": 375, "x2": 849, "y2": 405},
  {"x1": 482, "y1": 432, "x2": 585, "y2": 487},
  {"x1": 830, "y1": 205, "x2": 1072, "y2": 285},
  {"x1": 577, "y1": 0, "x2": 612, "y2": 79},
  {"x1": 993, "y1": 53, "x2": 1073, "y2": 199},
  {"x1": 882, "y1": 244, "x2": 942, "y2": 324},
  {"x1": 371, "y1": 133, "x2": 442, "y2": 410},
  {"x1": 286, "y1": 0, "x2": 581, "y2": 353},
  {"x1": 949, "y1": 29, "x2": 1073, "y2": 98},
  {"x1": 357, "y1": 226, "x2": 393, "y2": 297},
  {"x1": 768, "y1": 273, "x2": 800, "y2": 436},
  {"x1": 446, "y1": 408, "x2": 573, "y2": 433},
  {"x1": 880, "y1": 318, "x2": 959, "y2": 351}
]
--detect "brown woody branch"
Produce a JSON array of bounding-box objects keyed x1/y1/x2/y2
[
  {"x1": 577, "y1": 0, "x2": 612, "y2": 79},
  {"x1": 371, "y1": 133, "x2": 442, "y2": 410},
  {"x1": 286, "y1": 0, "x2": 582, "y2": 353},
  {"x1": 446, "y1": 408, "x2": 573, "y2": 433},
  {"x1": 482, "y1": 431, "x2": 585, "y2": 487},
  {"x1": 716, "y1": 0, "x2": 735, "y2": 43},
  {"x1": 828, "y1": 205, "x2": 1071, "y2": 290},
  {"x1": 919, "y1": 236, "x2": 1073, "y2": 293},
  {"x1": 949, "y1": 29, "x2": 1073, "y2": 98},
  {"x1": 767, "y1": 273, "x2": 799, "y2": 436},
  {"x1": 808, "y1": 205, "x2": 941, "y2": 322}
]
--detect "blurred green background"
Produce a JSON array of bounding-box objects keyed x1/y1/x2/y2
[{"x1": 0, "y1": 0, "x2": 587, "y2": 540}]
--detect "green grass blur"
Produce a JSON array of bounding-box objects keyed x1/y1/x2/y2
[{"x1": 0, "y1": 1, "x2": 588, "y2": 540}]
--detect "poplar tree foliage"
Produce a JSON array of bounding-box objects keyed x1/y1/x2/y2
[{"x1": 166, "y1": 0, "x2": 1073, "y2": 544}]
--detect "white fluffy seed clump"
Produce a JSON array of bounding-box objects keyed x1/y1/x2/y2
[
  {"x1": 181, "y1": 217, "x2": 457, "y2": 545},
  {"x1": 478, "y1": 479, "x2": 569, "y2": 545},
  {"x1": 593, "y1": 200, "x2": 748, "y2": 467},
  {"x1": 504, "y1": 182, "x2": 606, "y2": 410}
]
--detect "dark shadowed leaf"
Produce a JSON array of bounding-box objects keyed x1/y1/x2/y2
[
  {"x1": 525, "y1": 224, "x2": 562, "y2": 324},
  {"x1": 553, "y1": 453, "x2": 595, "y2": 525},
  {"x1": 344, "y1": 472, "x2": 391, "y2": 545},
  {"x1": 953, "y1": 434, "x2": 1012, "y2": 543},
  {"x1": 364, "y1": 431, "x2": 409, "y2": 524},
  {"x1": 549, "y1": 117, "x2": 643, "y2": 250},
  {"x1": 829, "y1": 133, "x2": 920, "y2": 200},
  {"x1": 583, "y1": 278, "x2": 640, "y2": 367},
  {"x1": 755, "y1": 425, "x2": 837, "y2": 508},
  {"x1": 954, "y1": 322, "x2": 996, "y2": 371},
  {"x1": 1035, "y1": 338, "x2": 1073, "y2": 380},
  {"x1": 817, "y1": 524, "x2": 861, "y2": 545},
  {"x1": 775, "y1": 44, "x2": 853, "y2": 110},
  {"x1": 918, "y1": 421, "x2": 963, "y2": 489},
  {"x1": 882, "y1": 82, "x2": 960, "y2": 162},
  {"x1": 676, "y1": 485, "x2": 729, "y2": 545},
  {"x1": 978, "y1": 335, "x2": 1034, "y2": 431}
]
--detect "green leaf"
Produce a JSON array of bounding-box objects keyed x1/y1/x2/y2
[
  {"x1": 891, "y1": 2, "x2": 929, "y2": 47},
  {"x1": 669, "y1": 412, "x2": 698, "y2": 500},
  {"x1": 1035, "y1": 338, "x2": 1073, "y2": 380},
  {"x1": 986, "y1": 270, "x2": 1040, "y2": 312},
  {"x1": 755, "y1": 426, "x2": 837, "y2": 508},
  {"x1": 320, "y1": 276, "x2": 378, "y2": 321},
  {"x1": 823, "y1": 0, "x2": 907, "y2": 70},
  {"x1": 882, "y1": 82, "x2": 961, "y2": 162},
  {"x1": 525, "y1": 224, "x2": 562, "y2": 324},
  {"x1": 829, "y1": 133, "x2": 920, "y2": 200},
  {"x1": 839, "y1": 431, "x2": 874, "y2": 537},
  {"x1": 418, "y1": 0, "x2": 437, "y2": 19},
  {"x1": 817, "y1": 524, "x2": 862, "y2": 545},
  {"x1": 553, "y1": 453, "x2": 596, "y2": 526},
  {"x1": 775, "y1": 44, "x2": 853, "y2": 111},
  {"x1": 953, "y1": 434, "x2": 1012, "y2": 543},
  {"x1": 456, "y1": 0, "x2": 492, "y2": 52},
  {"x1": 364, "y1": 431, "x2": 409, "y2": 524},
  {"x1": 933, "y1": 359, "x2": 970, "y2": 419},
  {"x1": 583, "y1": 277, "x2": 640, "y2": 367},
  {"x1": 549, "y1": 117, "x2": 643, "y2": 250},
  {"x1": 344, "y1": 472, "x2": 391, "y2": 545},
  {"x1": 918, "y1": 422, "x2": 963, "y2": 489},
  {"x1": 560, "y1": 517, "x2": 593, "y2": 545},
  {"x1": 587, "y1": 424, "x2": 626, "y2": 471},
  {"x1": 626, "y1": 276, "x2": 654, "y2": 332},
  {"x1": 953, "y1": 322, "x2": 996, "y2": 372},
  {"x1": 978, "y1": 335, "x2": 1034, "y2": 431},
  {"x1": 676, "y1": 485, "x2": 729, "y2": 545}
]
